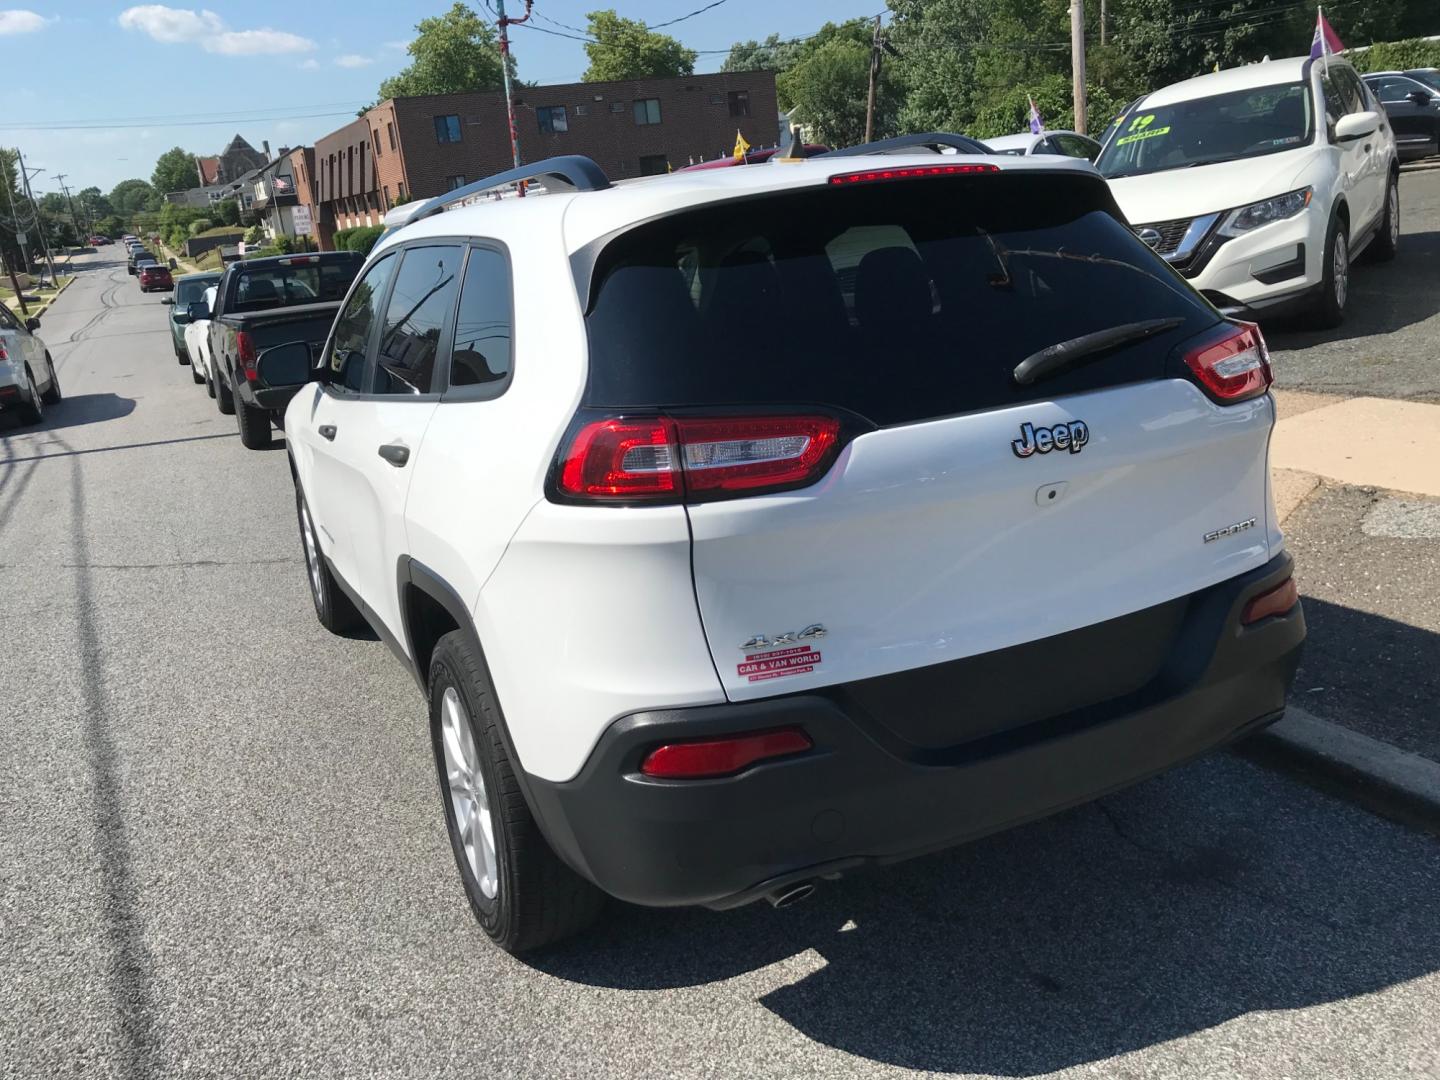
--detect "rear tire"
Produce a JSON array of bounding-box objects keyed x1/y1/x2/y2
[
  {"x1": 295, "y1": 486, "x2": 362, "y2": 634},
  {"x1": 177, "y1": 346, "x2": 190, "y2": 366},
  {"x1": 190, "y1": 362, "x2": 205, "y2": 385},
  {"x1": 16, "y1": 368, "x2": 43, "y2": 425},
  {"x1": 429, "y1": 630, "x2": 604, "y2": 954},
  {"x1": 236, "y1": 397, "x2": 272, "y2": 449},
  {"x1": 204, "y1": 362, "x2": 216, "y2": 398},
  {"x1": 1311, "y1": 213, "x2": 1348, "y2": 329},
  {"x1": 216, "y1": 369, "x2": 235, "y2": 415},
  {"x1": 1366, "y1": 174, "x2": 1399, "y2": 263}
]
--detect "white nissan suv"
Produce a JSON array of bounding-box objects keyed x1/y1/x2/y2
[
  {"x1": 258, "y1": 147, "x2": 1307, "y2": 952},
  {"x1": 1097, "y1": 55, "x2": 1398, "y2": 327}
]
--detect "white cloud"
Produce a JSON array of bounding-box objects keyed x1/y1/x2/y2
[
  {"x1": 298, "y1": 58, "x2": 320, "y2": 70},
  {"x1": 0, "y1": 9, "x2": 52, "y2": 35},
  {"x1": 334, "y1": 54, "x2": 372, "y2": 68},
  {"x1": 117, "y1": 5, "x2": 314, "y2": 54}
]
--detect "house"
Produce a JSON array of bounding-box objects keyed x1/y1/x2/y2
[{"x1": 306, "y1": 70, "x2": 778, "y2": 249}]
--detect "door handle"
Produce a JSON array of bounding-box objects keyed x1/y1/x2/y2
[
  {"x1": 378, "y1": 443, "x2": 410, "y2": 467},
  {"x1": 318, "y1": 424, "x2": 337, "y2": 441}
]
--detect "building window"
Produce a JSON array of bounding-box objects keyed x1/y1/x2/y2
[
  {"x1": 383, "y1": 185, "x2": 391, "y2": 208},
  {"x1": 639, "y1": 154, "x2": 669, "y2": 176},
  {"x1": 434, "y1": 114, "x2": 462, "y2": 143},
  {"x1": 373, "y1": 130, "x2": 382, "y2": 157},
  {"x1": 397, "y1": 182, "x2": 407, "y2": 202},
  {"x1": 448, "y1": 175, "x2": 467, "y2": 191},
  {"x1": 537, "y1": 105, "x2": 568, "y2": 134},
  {"x1": 574, "y1": 104, "x2": 588, "y2": 116},
  {"x1": 633, "y1": 98, "x2": 661, "y2": 125},
  {"x1": 609, "y1": 101, "x2": 625, "y2": 114},
  {"x1": 387, "y1": 122, "x2": 397, "y2": 151},
  {"x1": 728, "y1": 90, "x2": 751, "y2": 118}
]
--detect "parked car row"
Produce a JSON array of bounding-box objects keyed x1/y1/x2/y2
[
  {"x1": 1363, "y1": 68, "x2": 1440, "y2": 161},
  {"x1": 149, "y1": 60, "x2": 1329, "y2": 954}
]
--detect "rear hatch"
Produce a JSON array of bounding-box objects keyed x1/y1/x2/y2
[{"x1": 570, "y1": 170, "x2": 1274, "y2": 744}]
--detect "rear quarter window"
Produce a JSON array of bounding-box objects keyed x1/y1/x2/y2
[{"x1": 582, "y1": 173, "x2": 1217, "y2": 426}]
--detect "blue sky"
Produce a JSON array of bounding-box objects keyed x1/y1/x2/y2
[{"x1": 0, "y1": 1, "x2": 883, "y2": 197}]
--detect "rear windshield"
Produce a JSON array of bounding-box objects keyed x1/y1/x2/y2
[
  {"x1": 582, "y1": 173, "x2": 1216, "y2": 426},
  {"x1": 174, "y1": 277, "x2": 216, "y2": 305},
  {"x1": 230, "y1": 258, "x2": 361, "y2": 313}
]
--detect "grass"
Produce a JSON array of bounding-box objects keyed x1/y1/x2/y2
[{"x1": 2, "y1": 274, "x2": 75, "y2": 317}]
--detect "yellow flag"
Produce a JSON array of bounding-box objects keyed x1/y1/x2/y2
[{"x1": 733, "y1": 130, "x2": 752, "y2": 162}]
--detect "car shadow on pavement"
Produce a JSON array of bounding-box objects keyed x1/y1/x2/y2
[
  {"x1": 0, "y1": 392, "x2": 135, "y2": 437},
  {"x1": 533, "y1": 755, "x2": 1440, "y2": 1075},
  {"x1": 1263, "y1": 228, "x2": 1440, "y2": 347}
]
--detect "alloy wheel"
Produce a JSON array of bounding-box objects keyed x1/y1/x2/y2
[
  {"x1": 1388, "y1": 185, "x2": 1399, "y2": 247},
  {"x1": 439, "y1": 687, "x2": 499, "y2": 900},
  {"x1": 27, "y1": 372, "x2": 42, "y2": 419},
  {"x1": 1333, "y1": 230, "x2": 1348, "y2": 310}
]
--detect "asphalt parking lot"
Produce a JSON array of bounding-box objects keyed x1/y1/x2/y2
[{"x1": 2, "y1": 230, "x2": 1438, "y2": 1078}]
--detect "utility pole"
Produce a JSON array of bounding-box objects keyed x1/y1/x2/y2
[
  {"x1": 17, "y1": 150, "x2": 57, "y2": 285},
  {"x1": 1, "y1": 248, "x2": 28, "y2": 316},
  {"x1": 1100, "y1": 0, "x2": 1107, "y2": 46},
  {"x1": 865, "y1": 14, "x2": 883, "y2": 144},
  {"x1": 55, "y1": 173, "x2": 85, "y2": 248},
  {"x1": 1070, "y1": 0, "x2": 1088, "y2": 135},
  {"x1": 3, "y1": 150, "x2": 33, "y2": 279},
  {"x1": 495, "y1": 0, "x2": 534, "y2": 193}
]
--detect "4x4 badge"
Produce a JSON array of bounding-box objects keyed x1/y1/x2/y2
[
  {"x1": 739, "y1": 624, "x2": 827, "y2": 651},
  {"x1": 1012, "y1": 420, "x2": 1089, "y2": 458}
]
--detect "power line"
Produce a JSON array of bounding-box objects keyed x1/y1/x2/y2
[{"x1": 650, "y1": 0, "x2": 732, "y2": 30}]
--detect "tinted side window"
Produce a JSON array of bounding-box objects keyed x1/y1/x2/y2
[
  {"x1": 449, "y1": 248, "x2": 513, "y2": 392},
  {"x1": 1338, "y1": 69, "x2": 1367, "y2": 114},
  {"x1": 1321, "y1": 73, "x2": 1346, "y2": 126},
  {"x1": 373, "y1": 245, "x2": 463, "y2": 395},
  {"x1": 327, "y1": 253, "x2": 396, "y2": 393}
]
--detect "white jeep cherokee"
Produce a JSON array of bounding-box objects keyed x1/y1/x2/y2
[{"x1": 261, "y1": 148, "x2": 1306, "y2": 952}]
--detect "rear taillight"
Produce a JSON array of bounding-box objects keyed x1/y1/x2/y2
[
  {"x1": 236, "y1": 331, "x2": 259, "y2": 381},
  {"x1": 0, "y1": 341, "x2": 8, "y2": 361},
  {"x1": 277, "y1": 256, "x2": 319, "y2": 265},
  {"x1": 1242, "y1": 576, "x2": 1299, "y2": 625},
  {"x1": 640, "y1": 728, "x2": 813, "y2": 779},
  {"x1": 828, "y1": 163, "x2": 999, "y2": 186},
  {"x1": 555, "y1": 414, "x2": 842, "y2": 504},
  {"x1": 1184, "y1": 321, "x2": 1271, "y2": 403}
]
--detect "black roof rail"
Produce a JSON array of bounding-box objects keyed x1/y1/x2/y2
[
  {"x1": 818, "y1": 132, "x2": 991, "y2": 158},
  {"x1": 399, "y1": 155, "x2": 610, "y2": 229}
]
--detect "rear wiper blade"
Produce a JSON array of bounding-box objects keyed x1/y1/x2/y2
[{"x1": 1012, "y1": 317, "x2": 1186, "y2": 386}]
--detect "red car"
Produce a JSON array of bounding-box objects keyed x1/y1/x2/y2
[{"x1": 138, "y1": 264, "x2": 173, "y2": 292}]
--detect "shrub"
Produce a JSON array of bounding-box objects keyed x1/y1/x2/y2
[
  {"x1": 187, "y1": 218, "x2": 214, "y2": 238},
  {"x1": 332, "y1": 227, "x2": 354, "y2": 251},
  {"x1": 342, "y1": 226, "x2": 384, "y2": 254},
  {"x1": 1348, "y1": 38, "x2": 1440, "y2": 74}
]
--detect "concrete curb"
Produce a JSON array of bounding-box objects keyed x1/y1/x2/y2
[{"x1": 1243, "y1": 705, "x2": 1440, "y2": 835}]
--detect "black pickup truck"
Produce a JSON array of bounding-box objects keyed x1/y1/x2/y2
[{"x1": 207, "y1": 252, "x2": 364, "y2": 449}]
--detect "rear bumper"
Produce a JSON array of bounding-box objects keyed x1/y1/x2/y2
[{"x1": 525, "y1": 552, "x2": 1305, "y2": 909}]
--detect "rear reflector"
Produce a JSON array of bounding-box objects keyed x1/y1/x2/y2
[
  {"x1": 1242, "y1": 576, "x2": 1299, "y2": 625},
  {"x1": 1184, "y1": 321, "x2": 1272, "y2": 403},
  {"x1": 829, "y1": 163, "x2": 1000, "y2": 186},
  {"x1": 556, "y1": 414, "x2": 842, "y2": 503},
  {"x1": 640, "y1": 728, "x2": 813, "y2": 779}
]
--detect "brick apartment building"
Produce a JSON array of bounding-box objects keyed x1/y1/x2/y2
[{"x1": 309, "y1": 70, "x2": 778, "y2": 248}]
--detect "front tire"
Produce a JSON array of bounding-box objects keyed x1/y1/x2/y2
[
  {"x1": 216, "y1": 368, "x2": 235, "y2": 415},
  {"x1": 236, "y1": 397, "x2": 272, "y2": 449},
  {"x1": 1311, "y1": 213, "x2": 1349, "y2": 329},
  {"x1": 295, "y1": 486, "x2": 362, "y2": 634},
  {"x1": 204, "y1": 361, "x2": 216, "y2": 398},
  {"x1": 429, "y1": 630, "x2": 604, "y2": 954},
  {"x1": 16, "y1": 368, "x2": 43, "y2": 425},
  {"x1": 1366, "y1": 174, "x2": 1399, "y2": 263},
  {"x1": 176, "y1": 346, "x2": 190, "y2": 366},
  {"x1": 40, "y1": 354, "x2": 61, "y2": 405},
  {"x1": 190, "y1": 361, "x2": 205, "y2": 385}
]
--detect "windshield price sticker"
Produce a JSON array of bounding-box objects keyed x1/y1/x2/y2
[
  {"x1": 1116, "y1": 113, "x2": 1170, "y2": 146},
  {"x1": 737, "y1": 645, "x2": 821, "y2": 683}
]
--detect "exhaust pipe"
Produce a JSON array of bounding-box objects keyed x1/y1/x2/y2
[{"x1": 766, "y1": 880, "x2": 816, "y2": 909}]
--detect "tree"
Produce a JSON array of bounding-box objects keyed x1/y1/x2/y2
[
  {"x1": 152, "y1": 147, "x2": 198, "y2": 195},
  {"x1": 582, "y1": 9, "x2": 697, "y2": 82},
  {"x1": 721, "y1": 32, "x2": 806, "y2": 75},
  {"x1": 722, "y1": 19, "x2": 872, "y2": 110},
  {"x1": 109, "y1": 179, "x2": 159, "y2": 218},
  {"x1": 376, "y1": 2, "x2": 508, "y2": 101},
  {"x1": 214, "y1": 198, "x2": 241, "y2": 226},
  {"x1": 777, "y1": 36, "x2": 892, "y2": 148}
]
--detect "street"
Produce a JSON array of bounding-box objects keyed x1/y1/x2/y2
[{"x1": 2, "y1": 205, "x2": 1438, "y2": 1078}]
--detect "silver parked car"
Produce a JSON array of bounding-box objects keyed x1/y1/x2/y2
[{"x1": 0, "y1": 305, "x2": 61, "y2": 426}]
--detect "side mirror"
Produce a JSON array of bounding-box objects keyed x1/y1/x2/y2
[
  {"x1": 255, "y1": 341, "x2": 314, "y2": 389},
  {"x1": 1334, "y1": 110, "x2": 1379, "y2": 142},
  {"x1": 25, "y1": 317, "x2": 41, "y2": 332},
  {"x1": 161, "y1": 297, "x2": 175, "y2": 305},
  {"x1": 186, "y1": 301, "x2": 209, "y2": 321},
  {"x1": 1407, "y1": 89, "x2": 1433, "y2": 106}
]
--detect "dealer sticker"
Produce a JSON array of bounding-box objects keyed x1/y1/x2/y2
[{"x1": 737, "y1": 645, "x2": 821, "y2": 683}]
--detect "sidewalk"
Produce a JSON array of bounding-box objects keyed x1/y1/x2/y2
[{"x1": 1255, "y1": 389, "x2": 1440, "y2": 825}]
